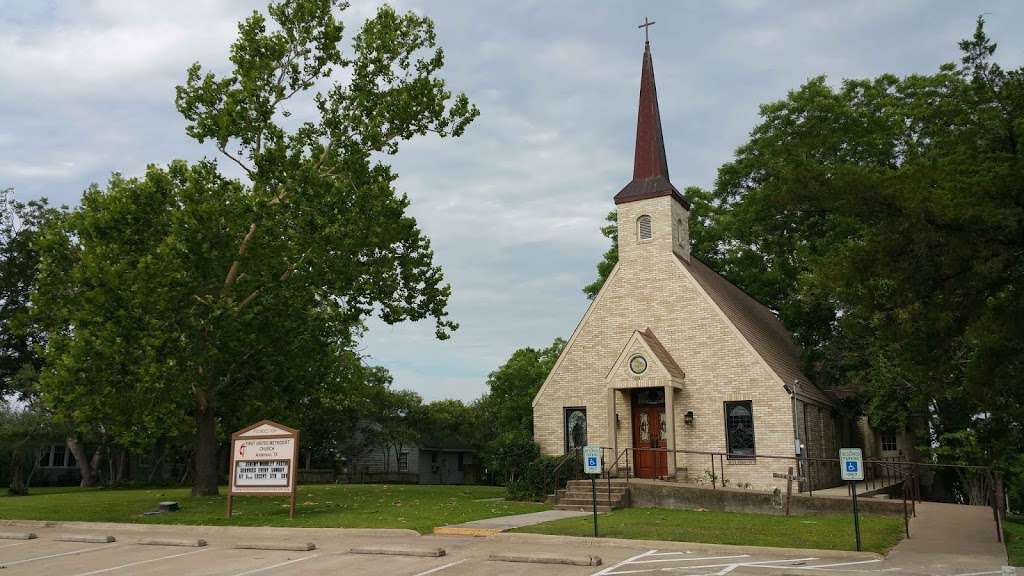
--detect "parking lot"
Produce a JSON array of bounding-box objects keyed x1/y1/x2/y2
[{"x1": 0, "y1": 522, "x2": 1008, "y2": 576}]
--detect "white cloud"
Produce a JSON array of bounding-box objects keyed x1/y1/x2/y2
[{"x1": 3, "y1": 0, "x2": 1022, "y2": 402}]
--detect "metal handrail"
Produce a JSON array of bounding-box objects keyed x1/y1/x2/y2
[{"x1": 546, "y1": 448, "x2": 581, "y2": 505}]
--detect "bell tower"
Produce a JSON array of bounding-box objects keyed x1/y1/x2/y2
[{"x1": 614, "y1": 29, "x2": 690, "y2": 264}]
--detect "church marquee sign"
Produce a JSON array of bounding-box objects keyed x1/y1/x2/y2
[{"x1": 226, "y1": 419, "x2": 299, "y2": 519}]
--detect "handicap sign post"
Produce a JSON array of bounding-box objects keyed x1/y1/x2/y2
[
  {"x1": 583, "y1": 445, "x2": 602, "y2": 537},
  {"x1": 839, "y1": 448, "x2": 865, "y2": 551}
]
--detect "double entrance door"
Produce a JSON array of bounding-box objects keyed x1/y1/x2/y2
[{"x1": 631, "y1": 388, "x2": 667, "y2": 478}]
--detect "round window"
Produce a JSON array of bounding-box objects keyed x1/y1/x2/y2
[{"x1": 629, "y1": 355, "x2": 648, "y2": 375}]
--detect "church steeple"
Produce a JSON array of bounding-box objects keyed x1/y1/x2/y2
[
  {"x1": 613, "y1": 32, "x2": 688, "y2": 209},
  {"x1": 632, "y1": 40, "x2": 669, "y2": 182},
  {"x1": 613, "y1": 24, "x2": 691, "y2": 263}
]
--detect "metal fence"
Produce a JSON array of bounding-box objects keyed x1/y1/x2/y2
[{"x1": 546, "y1": 445, "x2": 1007, "y2": 543}]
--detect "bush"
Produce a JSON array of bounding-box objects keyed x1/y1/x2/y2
[
  {"x1": 506, "y1": 455, "x2": 565, "y2": 501},
  {"x1": 485, "y1": 431, "x2": 538, "y2": 485}
]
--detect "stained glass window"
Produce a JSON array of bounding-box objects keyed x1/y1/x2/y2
[
  {"x1": 725, "y1": 401, "x2": 755, "y2": 458},
  {"x1": 564, "y1": 407, "x2": 587, "y2": 453}
]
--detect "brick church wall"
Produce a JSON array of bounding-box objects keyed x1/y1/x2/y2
[{"x1": 532, "y1": 195, "x2": 829, "y2": 492}]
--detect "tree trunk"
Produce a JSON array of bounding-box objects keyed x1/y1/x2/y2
[
  {"x1": 67, "y1": 434, "x2": 100, "y2": 487},
  {"x1": 192, "y1": 390, "x2": 220, "y2": 496},
  {"x1": 8, "y1": 447, "x2": 27, "y2": 495}
]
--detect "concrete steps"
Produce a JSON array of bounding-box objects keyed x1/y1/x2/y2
[{"x1": 550, "y1": 479, "x2": 630, "y2": 511}]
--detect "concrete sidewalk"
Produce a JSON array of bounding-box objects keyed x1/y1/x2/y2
[
  {"x1": 434, "y1": 509, "x2": 589, "y2": 536},
  {"x1": 884, "y1": 501, "x2": 1007, "y2": 574}
]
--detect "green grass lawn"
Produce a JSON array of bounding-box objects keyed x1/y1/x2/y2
[
  {"x1": 513, "y1": 507, "x2": 905, "y2": 554},
  {"x1": 1006, "y1": 516, "x2": 1024, "y2": 567},
  {"x1": 0, "y1": 484, "x2": 547, "y2": 534}
]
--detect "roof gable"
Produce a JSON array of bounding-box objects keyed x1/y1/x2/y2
[
  {"x1": 605, "y1": 328, "x2": 685, "y2": 387},
  {"x1": 676, "y1": 254, "x2": 834, "y2": 407}
]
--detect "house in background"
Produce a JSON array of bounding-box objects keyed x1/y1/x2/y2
[{"x1": 346, "y1": 440, "x2": 476, "y2": 485}]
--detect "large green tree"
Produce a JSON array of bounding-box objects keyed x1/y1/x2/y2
[
  {"x1": 36, "y1": 0, "x2": 477, "y2": 496},
  {"x1": 0, "y1": 189, "x2": 62, "y2": 401},
  {"x1": 475, "y1": 338, "x2": 565, "y2": 483},
  {"x1": 703, "y1": 19, "x2": 1022, "y2": 482},
  {"x1": 583, "y1": 18, "x2": 1022, "y2": 501}
]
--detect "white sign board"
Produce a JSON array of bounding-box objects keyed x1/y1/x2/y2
[
  {"x1": 839, "y1": 448, "x2": 864, "y2": 481},
  {"x1": 234, "y1": 459, "x2": 291, "y2": 487},
  {"x1": 583, "y1": 445, "x2": 602, "y2": 475}
]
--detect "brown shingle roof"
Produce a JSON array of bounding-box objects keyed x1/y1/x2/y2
[
  {"x1": 639, "y1": 328, "x2": 686, "y2": 380},
  {"x1": 678, "y1": 255, "x2": 834, "y2": 407}
]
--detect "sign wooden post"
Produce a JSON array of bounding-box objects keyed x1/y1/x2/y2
[
  {"x1": 226, "y1": 420, "x2": 300, "y2": 520},
  {"x1": 785, "y1": 466, "x2": 794, "y2": 516}
]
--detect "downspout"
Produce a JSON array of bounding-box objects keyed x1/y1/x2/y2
[{"x1": 784, "y1": 381, "x2": 804, "y2": 491}]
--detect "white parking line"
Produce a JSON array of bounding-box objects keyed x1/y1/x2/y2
[
  {"x1": 785, "y1": 559, "x2": 883, "y2": 571},
  {"x1": 69, "y1": 547, "x2": 211, "y2": 576},
  {"x1": 631, "y1": 555, "x2": 751, "y2": 564},
  {"x1": 598, "y1": 556, "x2": 821, "y2": 575},
  {"x1": 0, "y1": 540, "x2": 34, "y2": 550},
  {"x1": 593, "y1": 550, "x2": 660, "y2": 575},
  {"x1": 412, "y1": 559, "x2": 469, "y2": 576},
  {"x1": 229, "y1": 553, "x2": 320, "y2": 576},
  {"x1": 0, "y1": 544, "x2": 119, "y2": 568}
]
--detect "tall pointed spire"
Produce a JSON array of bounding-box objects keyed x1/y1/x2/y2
[
  {"x1": 632, "y1": 40, "x2": 669, "y2": 181},
  {"x1": 614, "y1": 35, "x2": 688, "y2": 208}
]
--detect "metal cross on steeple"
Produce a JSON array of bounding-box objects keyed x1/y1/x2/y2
[{"x1": 638, "y1": 17, "x2": 656, "y2": 43}]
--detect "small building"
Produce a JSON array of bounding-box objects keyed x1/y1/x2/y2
[
  {"x1": 347, "y1": 442, "x2": 476, "y2": 485},
  {"x1": 532, "y1": 38, "x2": 844, "y2": 492}
]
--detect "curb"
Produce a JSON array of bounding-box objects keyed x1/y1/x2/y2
[
  {"x1": 0, "y1": 532, "x2": 37, "y2": 540},
  {"x1": 0, "y1": 520, "x2": 420, "y2": 539},
  {"x1": 138, "y1": 537, "x2": 208, "y2": 547},
  {"x1": 56, "y1": 534, "x2": 117, "y2": 543},
  {"x1": 234, "y1": 542, "x2": 316, "y2": 551},
  {"x1": 350, "y1": 545, "x2": 446, "y2": 557},
  {"x1": 488, "y1": 552, "x2": 602, "y2": 566},
  {"x1": 493, "y1": 533, "x2": 884, "y2": 561},
  {"x1": 433, "y1": 526, "x2": 503, "y2": 537}
]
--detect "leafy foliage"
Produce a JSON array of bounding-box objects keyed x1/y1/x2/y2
[
  {"x1": 33, "y1": 0, "x2": 477, "y2": 495},
  {"x1": 0, "y1": 190, "x2": 63, "y2": 401}
]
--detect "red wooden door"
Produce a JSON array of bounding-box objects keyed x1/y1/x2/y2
[{"x1": 632, "y1": 404, "x2": 667, "y2": 478}]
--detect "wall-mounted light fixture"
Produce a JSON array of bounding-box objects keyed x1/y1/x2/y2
[{"x1": 684, "y1": 411, "x2": 694, "y2": 426}]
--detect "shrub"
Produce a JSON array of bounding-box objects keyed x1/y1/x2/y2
[{"x1": 506, "y1": 454, "x2": 566, "y2": 501}]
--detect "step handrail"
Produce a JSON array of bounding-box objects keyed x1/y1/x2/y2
[
  {"x1": 547, "y1": 447, "x2": 581, "y2": 505},
  {"x1": 604, "y1": 447, "x2": 631, "y2": 509}
]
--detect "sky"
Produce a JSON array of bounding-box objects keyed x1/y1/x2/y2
[{"x1": 2, "y1": 1, "x2": 1022, "y2": 403}]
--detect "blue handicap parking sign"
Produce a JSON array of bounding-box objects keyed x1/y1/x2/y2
[
  {"x1": 846, "y1": 461, "x2": 858, "y2": 473},
  {"x1": 587, "y1": 457, "x2": 598, "y2": 467}
]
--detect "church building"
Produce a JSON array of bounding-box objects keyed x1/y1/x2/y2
[{"x1": 532, "y1": 37, "x2": 840, "y2": 491}]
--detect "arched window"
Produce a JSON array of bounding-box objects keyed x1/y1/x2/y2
[{"x1": 637, "y1": 215, "x2": 652, "y2": 240}]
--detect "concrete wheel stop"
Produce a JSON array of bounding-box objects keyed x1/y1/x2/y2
[
  {"x1": 138, "y1": 537, "x2": 207, "y2": 547},
  {"x1": 349, "y1": 545, "x2": 446, "y2": 557},
  {"x1": 234, "y1": 541, "x2": 316, "y2": 551},
  {"x1": 56, "y1": 534, "x2": 116, "y2": 543},
  {"x1": 488, "y1": 552, "x2": 602, "y2": 566},
  {"x1": 0, "y1": 532, "x2": 37, "y2": 540}
]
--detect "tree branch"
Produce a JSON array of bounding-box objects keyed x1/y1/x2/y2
[
  {"x1": 224, "y1": 223, "x2": 258, "y2": 292},
  {"x1": 217, "y1": 144, "x2": 254, "y2": 178}
]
